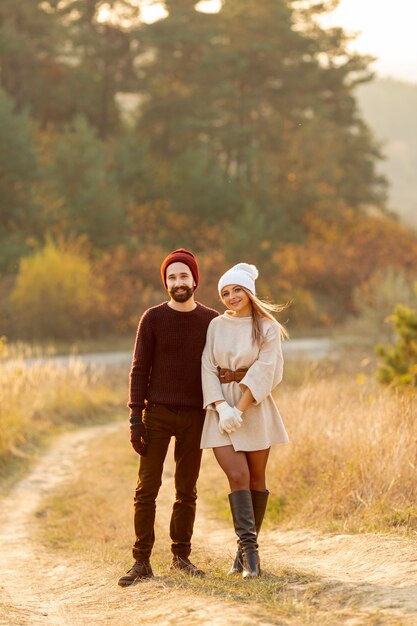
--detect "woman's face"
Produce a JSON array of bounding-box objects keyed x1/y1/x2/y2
[{"x1": 221, "y1": 284, "x2": 252, "y2": 317}]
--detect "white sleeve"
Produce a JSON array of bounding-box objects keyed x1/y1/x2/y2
[
  {"x1": 239, "y1": 323, "x2": 283, "y2": 405},
  {"x1": 201, "y1": 322, "x2": 224, "y2": 409}
]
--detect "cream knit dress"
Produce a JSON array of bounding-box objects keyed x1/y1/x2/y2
[{"x1": 200, "y1": 311, "x2": 289, "y2": 451}]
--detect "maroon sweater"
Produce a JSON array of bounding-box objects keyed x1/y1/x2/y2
[{"x1": 128, "y1": 302, "x2": 219, "y2": 423}]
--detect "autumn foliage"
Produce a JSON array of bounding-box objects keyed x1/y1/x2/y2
[
  {"x1": 272, "y1": 211, "x2": 417, "y2": 325},
  {"x1": 11, "y1": 241, "x2": 105, "y2": 340},
  {"x1": 1, "y1": 1, "x2": 417, "y2": 339}
]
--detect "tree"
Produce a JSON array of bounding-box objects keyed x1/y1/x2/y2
[
  {"x1": 60, "y1": 0, "x2": 140, "y2": 136},
  {"x1": 0, "y1": 1, "x2": 141, "y2": 132},
  {"x1": 0, "y1": 88, "x2": 40, "y2": 273},
  {"x1": 45, "y1": 115, "x2": 127, "y2": 248},
  {"x1": 136, "y1": 0, "x2": 386, "y2": 257},
  {"x1": 0, "y1": 0, "x2": 62, "y2": 115},
  {"x1": 376, "y1": 296, "x2": 417, "y2": 390},
  {"x1": 270, "y1": 210, "x2": 417, "y2": 326}
]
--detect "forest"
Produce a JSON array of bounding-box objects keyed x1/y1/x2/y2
[{"x1": 1, "y1": 0, "x2": 417, "y2": 340}]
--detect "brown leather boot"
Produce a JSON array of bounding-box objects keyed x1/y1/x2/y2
[
  {"x1": 228, "y1": 490, "x2": 269, "y2": 575},
  {"x1": 228, "y1": 490, "x2": 260, "y2": 579},
  {"x1": 118, "y1": 560, "x2": 153, "y2": 587},
  {"x1": 170, "y1": 556, "x2": 205, "y2": 576}
]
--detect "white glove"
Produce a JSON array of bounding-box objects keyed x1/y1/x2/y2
[{"x1": 217, "y1": 402, "x2": 243, "y2": 435}]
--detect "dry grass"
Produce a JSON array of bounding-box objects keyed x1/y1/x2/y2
[
  {"x1": 35, "y1": 426, "x2": 136, "y2": 561},
  {"x1": 3, "y1": 343, "x2": 416, "y2": 536},
  {"x1": 266, "y1": 363, "x2": 417, "y2": 533},
  {"x1": 4, "y1": 327, "x2": 417, "y2": 624},
  {"x1": 0, "y1": 356, "x2": 126, "y2": 486},
  {"x1": 35, "y1": 427, "x2": 415, "y2": 625},
  {"x1": 0, "y1": 336, "x2": 131, "y2": 359},
  {"x1": 197, "y1": 358, "x2": 417, "y2": 534}
]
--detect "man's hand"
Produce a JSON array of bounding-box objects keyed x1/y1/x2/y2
[
  {"x1": 217, "y1": 402, "x2": 243, "y2": 435},
  {"x1": 130, "y1": 422, "x2": 149, "y2": 456}
]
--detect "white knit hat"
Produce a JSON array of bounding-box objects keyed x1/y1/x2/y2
[{"x1": 218, "y1": 263, "x2": 259, "y2": 296}]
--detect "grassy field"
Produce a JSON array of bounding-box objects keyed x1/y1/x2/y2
[
  {"x1": 0, "y1": 354, "x2": 126, "y2": 491},
  {"x1": 0, "y1": 335, "x2": 132, "y2": 360},
  {"x1": 2, "y1": 341, "x2": 416, "y2": 624},
  {"x1": 266, "y1": 367, "x2": 417, "y2": 533},
  {"x1": 30, "y1": 356, "x2": 417, "y2": 555},
  {"x1": 2, "y1": 343, "x2": 416, "y2": 533},
  {"x1": 34, "y1": 406, "x2": 414, "y2": 625},
  {"x1": 197, "y1": 357, "x2": 417, "y2": 535}
]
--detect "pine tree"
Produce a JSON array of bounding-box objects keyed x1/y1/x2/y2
[
  {"x1": 46, "y1": 115, "x2": 126, "y2": 247},
  {"x1": 135, "y1": 0, "x2": 386, "y2": 256},
  {"x1": 376, "y1": 294, "x2": 417, "y2": 389},
  {"x1": 0, "y1": 0, "x2": 140, "y2": 132},
  {"x1": 62, "y1": 0, "x2": 140, "y2": 136},
  {"x1": 0, "y1": 88, "x2": 39, "y2": 273},
  {"x1": 0, "y1": 0, "x2": 61, "y2": 114}
]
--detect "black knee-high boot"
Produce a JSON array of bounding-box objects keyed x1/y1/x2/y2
[
  {"x1": 228, "y1": 490, "x2": 269, "y2": 575},
  {"x1": 228, "y1": 490, "x2": 260, "y2": 579}
]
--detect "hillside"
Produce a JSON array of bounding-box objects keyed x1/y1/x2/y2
[{"x1": 357, "y1": 77, "x2": 417, "y2": 228}]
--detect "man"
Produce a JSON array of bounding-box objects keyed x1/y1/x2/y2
[{"x1": 118, "y1": 248, "x2": 218, "y2": 587}]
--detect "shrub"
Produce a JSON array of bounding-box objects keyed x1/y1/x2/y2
[
  {"x1": 271, "y1": 211, "x2": 417, "y2": 326},
  {"x1": 11, "y1": 240, "x2": 105, "y2": 340},
  {"x1": 375, "y1": 293, "x2": 417, "y2": 389}
]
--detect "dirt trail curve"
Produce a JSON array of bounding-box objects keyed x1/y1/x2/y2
[{"x1": 1, "y1": 423, "x2": 417, "y2": 626}]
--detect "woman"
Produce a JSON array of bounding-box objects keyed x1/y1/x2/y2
[{"x1": 201, "y1": 263, "x2": 288, "y2": 579}]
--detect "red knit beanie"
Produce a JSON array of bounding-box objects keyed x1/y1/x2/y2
[{"x1": 160, "y1": 248, "x2": 199, "y2": 288}]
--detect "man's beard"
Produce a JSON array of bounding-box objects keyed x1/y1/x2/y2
[{"x1": 169, "y1": 285, "x2": 195, "y2": 303}]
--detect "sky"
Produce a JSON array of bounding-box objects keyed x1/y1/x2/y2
[
  {"x1": 319, "y1": 0, "x2": 417, "y2": 83},
  {"x1": 138, "y1": 0, "x2": 417, "y2": 84}
]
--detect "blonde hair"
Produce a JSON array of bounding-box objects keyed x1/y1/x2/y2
[{"x1": 243, "y1": 288, "x2": 289, "y2": 346}]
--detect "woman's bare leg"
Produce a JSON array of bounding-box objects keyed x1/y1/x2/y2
[
  {"x1": 214, "y1": 446, "x2": 266, "y2": 577},
  {"x1": 213, "y1": 446, "x2": 270, "y2": 491},
  {"x1": 213, "y1": 446, "x2": 250, "y2": 491},
  {"x1": 246, "y1": 448, "x2": 270, "y2": 491}
]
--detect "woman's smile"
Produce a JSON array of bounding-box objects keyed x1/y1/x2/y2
[{"x1": 221, "y1": 284, "x2": 252, "y2": 317}]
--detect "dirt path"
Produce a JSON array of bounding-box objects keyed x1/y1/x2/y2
[{"x1": 1, "y1": 424, "x2": 416, "y2": 625}]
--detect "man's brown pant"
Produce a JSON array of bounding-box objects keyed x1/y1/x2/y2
[{"x1": 133, "y1": 403, "x2": 205, "y2": 561}]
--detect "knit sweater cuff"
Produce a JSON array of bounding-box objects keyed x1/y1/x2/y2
[{"x1": 129, "y1": 413, "x2": 144, "y2": 425}]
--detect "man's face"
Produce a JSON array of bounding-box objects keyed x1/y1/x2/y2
[{"x1": 166, "y1": 262, "x2": 195, "y2": 302}]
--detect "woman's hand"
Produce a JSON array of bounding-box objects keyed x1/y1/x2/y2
[
  {"x1": 235, "y1": 385, "x2": 254, "y2": 413},
  {"x1": 217, "y1": 401, "x2": 243, "y2": 434}
]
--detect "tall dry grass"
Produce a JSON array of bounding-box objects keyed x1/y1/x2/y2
[
  {"x1": 267, "y1": 365, "x2": 417, "y2": 532},
  {"x1": 3, "y1": 345, "x2": 416, "y2": 534},
  {"x1": 0, "y1": 356, "x2": 126, "y2": 480},
  {"x1": 37, "y1": 429, "x2": 345, "y2": 626},
  {"x1": 36, "y1": 404, "x2": 414, "y2": 625}
]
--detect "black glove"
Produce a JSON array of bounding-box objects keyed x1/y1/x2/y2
[{"x1": 130, "y1": 422, "x2": 149, "y2": 456}]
